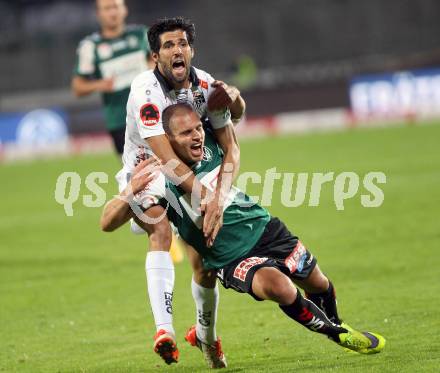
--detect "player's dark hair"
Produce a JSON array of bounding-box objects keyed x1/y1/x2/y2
[
  {"x1": 148, "y1": 17, "x2": 195, "y2": 53},
  {"x1": 162, "y1": 103, "x2": 195, "y2": 135}
]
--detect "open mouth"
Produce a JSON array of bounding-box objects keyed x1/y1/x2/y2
[
  {"x1": 190, "y1": 143, "x2": 203, "y2": 158},
  {"x1": 172, "y1": 59, "x2": 186, "y2": 74}
]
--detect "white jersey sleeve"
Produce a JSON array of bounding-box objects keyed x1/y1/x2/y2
[
  {"x1": 128, "y1": 75, "x2": 167, "y2": 139},
  {"x1": 76, "y1": 38, "x2": 96, "y2": 76},
  {"x1": 197, "y1": 69, "x2": 232, "y2": 129}
]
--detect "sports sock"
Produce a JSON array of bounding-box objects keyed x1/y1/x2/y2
[
  {"x1": 191, "y1": 277, "x2": 218, "y2": 345},
  {"x1": 305, "y1": 281, "x2": 341, "y2": 324},
  {"x1": 279, "y1": 290, "x2": 346, "y2": 340},
  {"x1": 145, "y1": 251, "x2": 175, "y2": 336}
]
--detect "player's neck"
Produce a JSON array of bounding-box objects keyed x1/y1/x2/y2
[
  {"x1": 173, "y1": 80, "x2": 191, "y2": 90},
  {"x1": 101, "y1": 24, "x2": 125, "y2": 39}
]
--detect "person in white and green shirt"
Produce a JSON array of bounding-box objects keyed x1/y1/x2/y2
[
  {"x1": 102, "y1": 103, "x2": 386, "y2": 366},
  {"x1": 72, "y1": 0, "x2": 152, "y2": 155}
]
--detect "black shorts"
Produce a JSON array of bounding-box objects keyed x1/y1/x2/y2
[
  {"x1": 109, "y1": 127, "x2": 126, "y2": 155},
  {"x1": 216, "y1": 217, "x2": 317, "y2": 300}
]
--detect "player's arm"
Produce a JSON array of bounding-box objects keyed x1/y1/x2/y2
[
  {"x1": 71, "y1": 75, "x2": 114, "y2": 97},
  {"x1": 100, "y1": 159, "x2": 159, "y2": 232},
  {"x1": 209, "y1": 80, "x2": 245, "y2": 125},
  {"x1": 71, "y1": 38, "x2": 114, "y2": 97},
  {"x1": 203, "y1": 123, "x2": 240, "y2": 246}
]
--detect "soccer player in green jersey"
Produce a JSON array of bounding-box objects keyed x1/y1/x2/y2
[
  {"x1": 71, "y1": 0, "x2": 152, "y2": 155},
  {"x1": 102, "y1": 103, "x2": 386, "y2": 366}
]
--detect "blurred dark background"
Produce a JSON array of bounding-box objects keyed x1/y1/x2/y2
[{"x1": 1, "y1": 0, "x2": 440, "y2": 123}]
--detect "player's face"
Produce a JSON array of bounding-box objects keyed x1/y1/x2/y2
[
  {"x1": 168, "y1": 111, "x2": 205, "y2": 164},
  {"x1": 96, "y1": 0, "x2": 127, "y2": 31},
  {"x1": 153, "y1": 30, "x2": 194, "y2": 89}
]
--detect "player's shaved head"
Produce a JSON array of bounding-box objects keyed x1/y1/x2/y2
[{"x1": 162, "y1": 103, "x2": 196, "y2": 135}]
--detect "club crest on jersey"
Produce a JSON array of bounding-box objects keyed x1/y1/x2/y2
[
  {"x1": 202, "y1": 146, "x2": 213, "y2": 162},
  {"x1": 192, "y1": 89, "x2": 206, "y2": 116},
  {"x1": 140, "y1": 103, "x2": 160, "y2": 126}
]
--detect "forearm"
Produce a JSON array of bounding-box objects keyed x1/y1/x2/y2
[
  {"x1": 216, "y1": 146, "x2": 240, "y2": 204},
  {"x1": 71, "y1": 76, "x2": 104, "y2": 97},
  {"x1": 230, "y1": 95, "x2": 246, "y2": 125},
  {"x1": 213, "y1": 124, "x2": 240, "y2": 203},
  {"x1": 100, "y1": 192, "x2": 133, "y2": 232}
]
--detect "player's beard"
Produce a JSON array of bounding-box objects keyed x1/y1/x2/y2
[{"x1": 162, "y1": 63, "x2": 190, "y2": 87}]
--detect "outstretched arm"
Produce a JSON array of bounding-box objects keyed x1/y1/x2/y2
[
  {"x1": 71, "y1": 75, "x2": 114, "y2": 97},
  {"x1": 100, "y1": 158, "x2": 160, "y2": 232}
]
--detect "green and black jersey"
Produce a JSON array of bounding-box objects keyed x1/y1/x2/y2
[
  {"x1": 161, "y1": 130, "x2": 271, "y2": 269},
  {"x1": 74, "y1": 25, "x2": 150, "y2": 130}
]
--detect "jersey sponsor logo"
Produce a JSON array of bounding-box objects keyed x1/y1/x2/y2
[
  {"x1": 140, "y1": 103, "x2": 160, "y2": 126},
  {"x1": 199, "y1": 79, "x2": 208, "y2": 89},
  {"x1": 233, "y1": 256, "x2": 268, "y2": 282},
  {"x1": 285, "y1": 241, "x2": 307, "y2": 273},
  {"x1": 112, "y1": 40, "x2": 127, "y2": 52},
  {"x1": 202, "y1": 145, "x2": 213, "y2": 162}
]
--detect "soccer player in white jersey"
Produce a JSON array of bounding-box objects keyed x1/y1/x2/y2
[{"x1": 101, "y1": 17, "x2": 245, "y2": 367}]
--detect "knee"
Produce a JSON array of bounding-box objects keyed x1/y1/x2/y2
[
  {"x1": 307, "y1": 266, "x2": 330, "y2": 293},
  {"x1": 267, "y1": 277, "x2": 296, "y2": 305},
  {"x1": 194, "y1": 268, "x2": 217, "y2": 288},
  {"x1": 254, "y1": 269, "x2": 297, "y2": 305},
  {"x1": 188, "y1": 248, "x2": 216, "y2": 288},
  {"x1": 148, "y1": 219, "x2": 172, "y2": 250}
]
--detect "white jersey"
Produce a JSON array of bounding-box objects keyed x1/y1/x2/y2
[{"x1": 122, "y1": 66, "x2": 231, "y2": 168}]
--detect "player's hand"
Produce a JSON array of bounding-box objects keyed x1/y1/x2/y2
[
  {"x1": 201, "y1": 192, "x2": 224, "y2": 248},
  {"x1": 129, "y1": 158, "x2": 161, "y2": 195},
  {"x1": 97, "y1": 78, "x2": 114, "y2": 93},
  {"x1": 207, "y1": 80, "x2": 240, "y2": 111}
]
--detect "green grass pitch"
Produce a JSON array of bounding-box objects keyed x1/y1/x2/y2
[{"x1": 1, "y1": 123, "x2": 439, "y2": 372}]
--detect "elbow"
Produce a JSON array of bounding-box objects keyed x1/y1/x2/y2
[
  {"x1": 71, "y1": 85, "x2": 83, "y2": 98},
  {"x1": 71, "y1": 78, "x2": 86, "y2": 98},
  {"x1": 100, "y1": 217, "x2": 115, "y2": 232}
]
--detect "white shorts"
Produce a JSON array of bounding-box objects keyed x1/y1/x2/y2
[{"x1": 115, "y1": 166, "x2": 167, "y2": 235}]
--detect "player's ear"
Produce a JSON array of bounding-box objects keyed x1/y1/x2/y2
[
  {"x1": 151, "y1": 52, "x2": 159, "y2": 64},
  {"x1": 190, "y1": 47, "x2": 195, "y2": 58},
  {"x1": 121, "y1": 1, "x2": 128, "y2": 19}
]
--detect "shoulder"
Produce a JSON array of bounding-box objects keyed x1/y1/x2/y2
[
  {"x1": 75, "y1": 33, "x2": 101, "y2": 56},
  {"x1": 193, "y1": 67, "x2": 213, "y2": 82},
  {"x1": 131, "y1": 70, "x2": 158, "y2": 92},
  {"x1": 77, "y1": 32, "x2": 101, "y2": 47},
  {"x1": 193, "y1": 67, "x2": 214, "y2": 92},
  {"x1": 129, "y1": 70, "x2": 166, "y2": 108}
]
